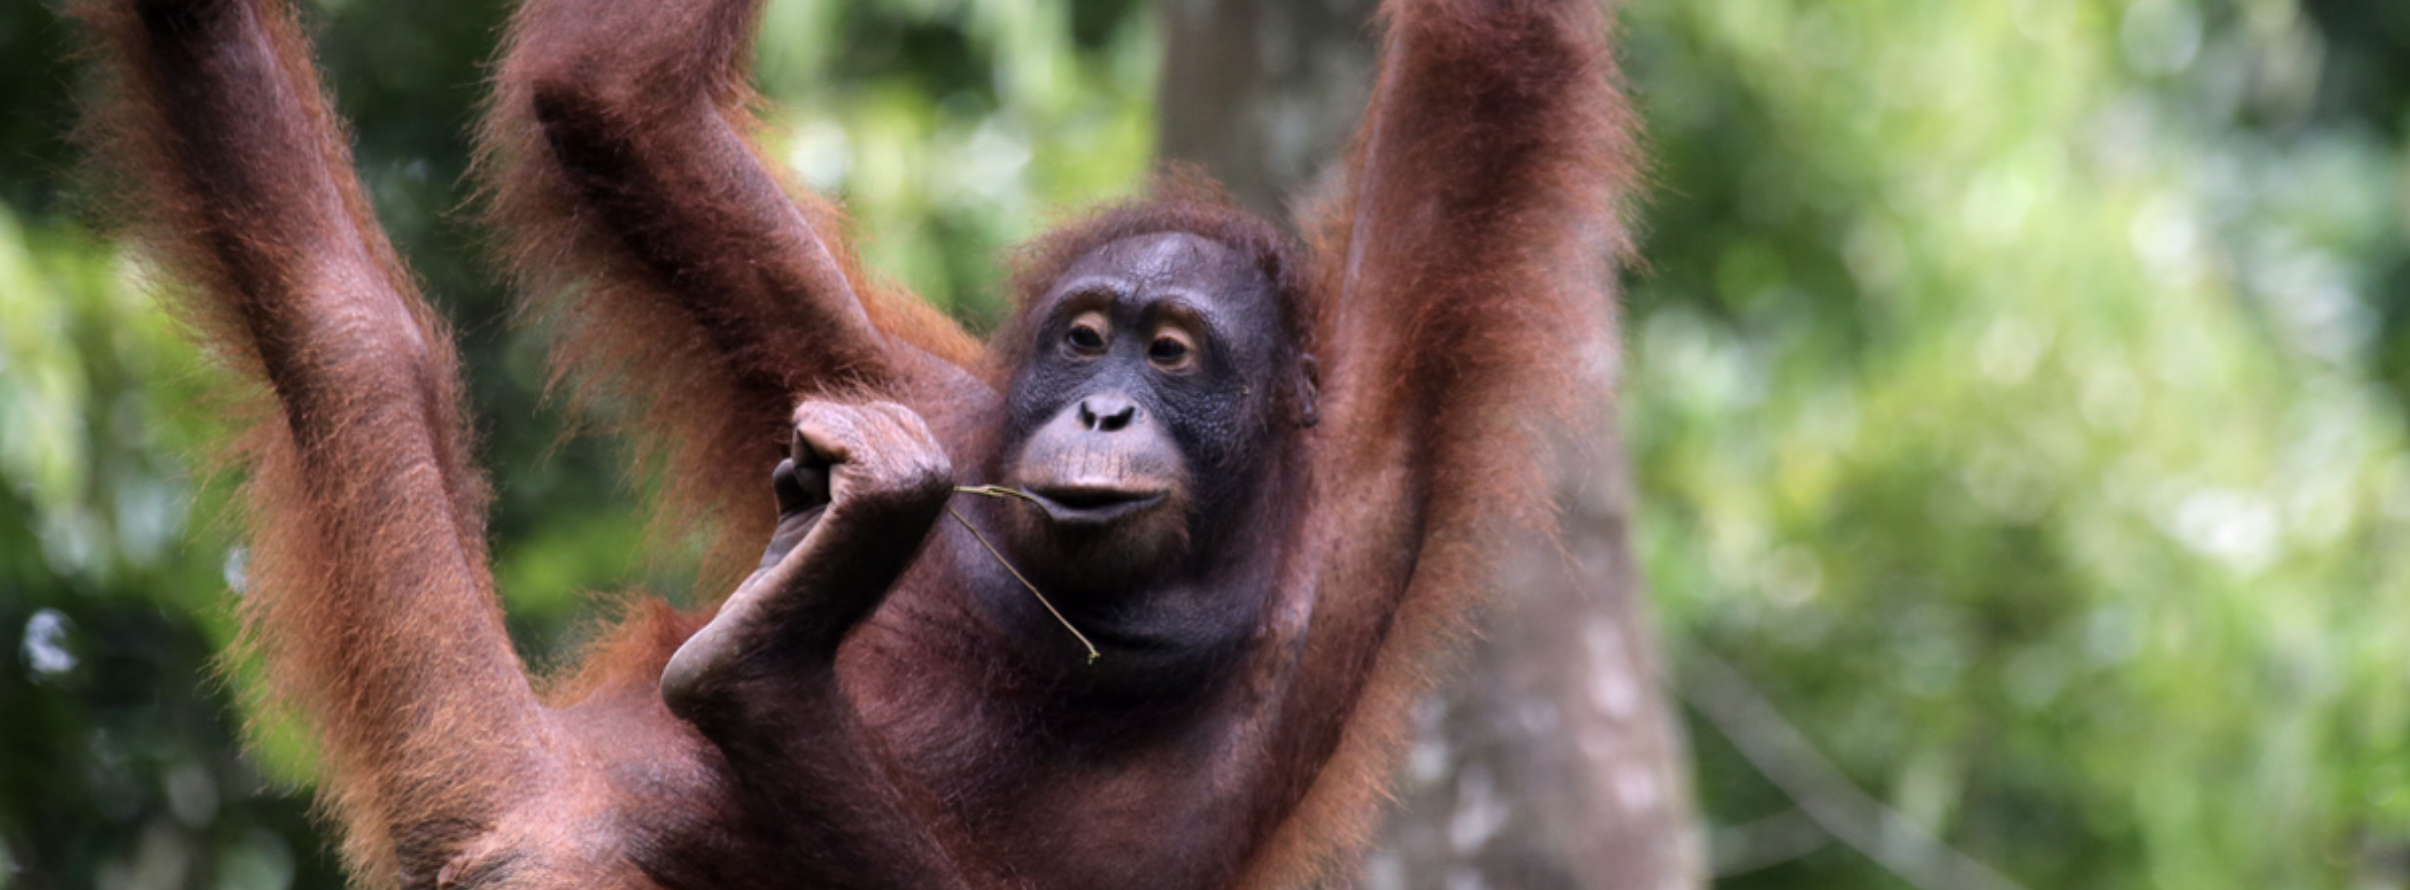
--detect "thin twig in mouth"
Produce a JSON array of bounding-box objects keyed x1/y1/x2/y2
[
  {"x1": 956, "y1": 483, "x2": 1045, "y2": 506},
  {"x1": 952, "y1": 485, "x2": 1099, "y2": 664}
]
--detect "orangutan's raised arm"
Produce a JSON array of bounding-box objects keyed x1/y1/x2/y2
[
  {"x1": 74, "y1": 0, "x2": 545, "y2": 879},
  {"x1": 480, "y1": 0, "x2": 985, "y2": 581},
  {"x1": 1249, "y1": 0, "x2": 1643, "y2": 876}
]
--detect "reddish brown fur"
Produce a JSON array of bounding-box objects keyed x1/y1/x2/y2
[
  {"x1": 75, "y1": 0, "x2": 1640, "y2": 886},
  {"x1": 71, "y1": 0, "x2": 544, "y2": 881}
]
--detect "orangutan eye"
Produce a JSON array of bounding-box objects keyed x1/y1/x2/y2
[
  {"x1": 1148, "y1": 332, "x2": 1195, "y2": 370},
  {"x1": 1064, "y1": 317, "x2": 1108, "y2": 354}
]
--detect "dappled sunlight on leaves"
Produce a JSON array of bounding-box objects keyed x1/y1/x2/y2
[{"x1": 1626, "y1": 0, "x2": 2410, "y2": 886}]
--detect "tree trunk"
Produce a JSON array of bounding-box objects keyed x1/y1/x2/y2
[
  {"x1": 1156, "y1": 0, "x2": 1373, "y2": 219},
  {"x1": 1365, "y1": 417, "x2": 1702, "y2": 890}
]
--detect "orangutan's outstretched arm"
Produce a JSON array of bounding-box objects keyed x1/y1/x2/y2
[{"x1": 75, "y1": 0, "x2": 546, "y2": 880}]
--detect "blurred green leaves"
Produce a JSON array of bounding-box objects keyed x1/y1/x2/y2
[
  {"x1": 1623, "y1": 0, "x2": 2410, "y2": 887},
  {"x1": 0, "y1": 207, "x2": 200, "y2": 596},
  {"x1": 754, "y1": 0, "x2": 1157, "y2": 324}
]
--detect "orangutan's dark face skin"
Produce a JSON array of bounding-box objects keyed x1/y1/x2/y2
[{"x1": 999, "y1": 232, "x2": 1289, "y2": 600}]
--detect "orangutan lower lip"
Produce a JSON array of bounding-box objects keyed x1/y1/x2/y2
[{"x1": 1025, "y1": 486, "x2": 1167, "y2": 525}]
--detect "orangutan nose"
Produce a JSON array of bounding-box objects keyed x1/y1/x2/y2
[{"x1": 1076, "y1": 396, "x2": 1138, "y2": 432}]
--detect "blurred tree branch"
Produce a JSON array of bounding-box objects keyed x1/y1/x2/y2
[{"x1": 1681, "y1": 646, "x2": 2025, "y2": 890}]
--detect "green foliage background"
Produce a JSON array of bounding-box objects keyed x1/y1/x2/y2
[{"x1": 1, "y1": 0, "x2": 2407, "y2": 888}]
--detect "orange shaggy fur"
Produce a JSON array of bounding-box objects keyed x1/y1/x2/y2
[{"x1": 72, "y1": 0, "x2": 1640, "y2": 885}]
